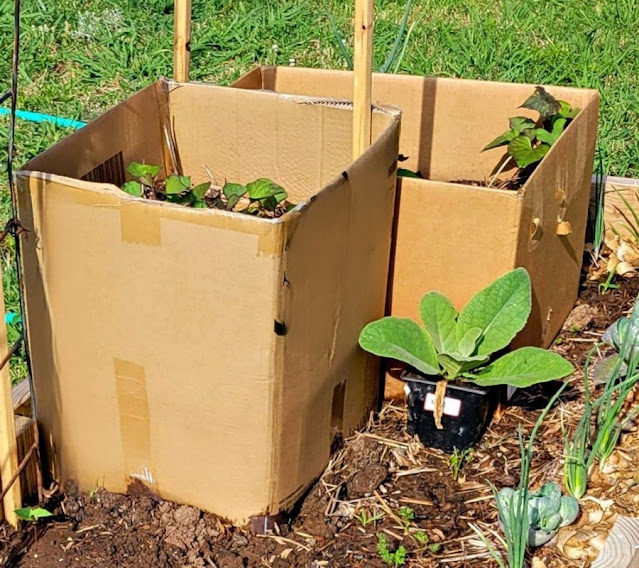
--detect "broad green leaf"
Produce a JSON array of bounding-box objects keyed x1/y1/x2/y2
[
  {"x1": 509, "y1": 116, "x2": 537, "y2": 132},
  {"x1": 126, "y1": 162, "x2": 161, "y2": 178},
  {"x1": 520, "y1": 87, "x2": 562, "y2": 118},
  {"x1": 458, "y1": 327, "x2": 482, "y2": 357},
  {"x1": 508, "y1": 135, "x2": 550, "y2": 168},
  {"x1": 166, "y1": 174, "x2": 190, "y2": 194},
  {"x1": 193, "y1": 200, "x2": 208, "y2": 209},
  {"x1": 483, "y1": 129, "x2": 517, "y2": 151},
  {"x1": 457, "y1": 268, "x2": 531, "y2": 357},
  {"x1": 558, "y1": 101, "x2": 579, "y2": 119},
  {"x1": 247, "y1": 178, "x2": 287, "y2": 201},
  {"x1": 535, "y1": 117, "x2": 567, "y2": 146},
  {"x1": 471, "y1": 346, "x2": 574, "y2": 388},
  {"x1": 15, "y1": 507, "x2": 53, "y2": 521},
  {"x1": 420, "y1": 291, "x2": 458, "y2": 353},
  {"x1": 223, "y1": 183, "x2": 248, "y2": 199},
  {"x1": 438, "y1": 352, "x2": 488, "y2": 378},
  {"x1": 121, "y1": 181, "x2": 143, "y2": 197},
  {"x1": 359, "y1": 317, "x2": 440, "y2": 376},
  {"x1": 192, "y1": 182, "x2": 211, "y2": 200}
]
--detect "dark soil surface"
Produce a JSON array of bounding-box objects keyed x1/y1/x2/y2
[{"x1": 2, "y1": 277, "x2": 639, "y2": 568}]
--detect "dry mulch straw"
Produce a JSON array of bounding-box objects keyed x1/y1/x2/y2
[{"x1": 3, "y1": 278, "x2": 639, "y2": 568}]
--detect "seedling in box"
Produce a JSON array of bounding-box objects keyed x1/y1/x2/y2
[
  {"x1": 121, "y1": 162, "x2": 295, "y2": 218},
  {"x1": 483, "y1": 87, "x2": 579, "y2": 189}
]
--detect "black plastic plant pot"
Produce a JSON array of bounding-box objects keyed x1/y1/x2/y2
[{"x1": 402, "y1": 371, "x2": 498, "y2": 453}]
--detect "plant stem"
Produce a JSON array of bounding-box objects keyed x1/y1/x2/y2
[
  {"x1": 433, "y1": 379, "x2": 447, "y2": 429},
  {"x1": 487, "y1": 155, "x2": 514, "y2": 189}
]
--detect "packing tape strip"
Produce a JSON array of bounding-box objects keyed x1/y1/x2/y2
[
  {"x1": 113, "y1": 359, "x2": 152, "y2": 484},
  {"x1": 118, "y1": 193, "x2": 298, "y2": 256}
]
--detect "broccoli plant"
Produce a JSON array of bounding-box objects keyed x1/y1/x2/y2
[
  {"x1": 498, "y1": 482, "x2": 579, "y2": 547},
  {"x1": 358, "y1": 268, "x2": 574, "y2": 428},
  {"x1": 121, "y1": 162, "x2": 294, "y2": 219},
  {"x1": 483, "y1": 87, "x2": 579, "y2": 187}
]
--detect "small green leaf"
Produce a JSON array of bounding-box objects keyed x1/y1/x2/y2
[
  {"x1": 165, "y1": 193, "x2": 193, "y2": 205},
  {"x1": 166, "y1": 174, "x2": 190, "y2": 194},
  {"x1": 261, "y1": 196, "x2": 279, "y2": 211},
  {"x1": 247, "y1": 178, "x2": 288, "y2": 201},
  {"x1": 15, "y1": 507, "x2": 53, "y2": 521},
  {"x1": 127, "y1": 162, "x2": 161, "y2": 178},
  {"x1": 535, "y1": 117, "x2": 567, "y2": 147},
  {"x1": 508, "y1": 135, "x2": 550, "y2": 168},
  {"x1": 192, "y1": 182, "x2": 211, "y2": 200},
  {"x1": 193, "y1": 200, "x2": 208, "y2": 209},
  {"x1": 226, "y1": 194, "x2": 241, "y2": 210},
  {"x1": 458, "y1": 327, "x2": 482, "y2": 357},
  {"x1": 558, "y1": 101, "x2": 579, "y2": 119},
  {"x1": 438, "y1": 352, "x2": 488, "y2": 378},
  {"x1": 121, "y1": 181, "x2": 143, "y2": 197},
  {"x1": 509, "y1": 116, "x2": 537, "y2": 132},
  {"x1": 457, "y1": 268, "x2": 531, "y2": 357},
  {"x1": 359, "y1": 317, "x2": 440, "y2": 376},
  {"x1": 397, "y1": 168, "x2": 423, "y2": 178},
  {"x1": 483, "y1": 129, "x2": 517, "y2": 151},
  {"x1": 471, "y1": 346, "x2": 574, "y2": 388},
  {"x1": 223, "y1": 183, "x2": 248, "y2": 200},
  {"x1": 520, "y1": 87, "x2": 562, "y2": 118},
  {"x1": 139, "y1": 175, "x2": 154, "y2": 187},
  {"x1": 420, "y1": 291, "x2": 458, "y2": 353}
]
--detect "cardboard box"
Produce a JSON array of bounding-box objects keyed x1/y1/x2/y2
[
  {"x1": 16, "y1": 79, "x2": 401, "y2": 523},
  {"x1": 233, "y1": 67, "x2": 599, "y2": 397},
  {"x1": 601, "y1": 176, "x2": 639, "y2": 240}
]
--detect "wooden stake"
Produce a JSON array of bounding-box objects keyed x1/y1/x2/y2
[
  {"x1": 0, "y1": 261, "x2": 20, "y2": 527},
  {"x1": 173, "y1": 0, "x2": 192, "y2": 82},
  {"x1": 352, "y1": 0, "x2": 374, "y2": 160}
]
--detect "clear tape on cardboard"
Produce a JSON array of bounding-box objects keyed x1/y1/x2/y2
[{"x1": 113, "y1": 359, "x2": 153, "y2": 485}]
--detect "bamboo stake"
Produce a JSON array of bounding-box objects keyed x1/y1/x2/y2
[
  {"x1": 0, "y1": 260, "x2": 20, "y2": 527},
  {"x1": 173, "y1": 0, "x2": 192, "y2": 82},
  {"x1": 352, "y1": 0, "x2": 374, "y2": 160}
]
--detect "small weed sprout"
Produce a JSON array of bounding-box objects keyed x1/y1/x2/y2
[
  {"x1": 413, "y1": 530, "x2": 441, "y2": 553},
  {"x1": 448, "y1": 447, "x2": 474, "y2": 481},
  {"x1": 14, "y1": 506, "x2": 53, "y2": 523},
  {"x1": 398, "y1": 506, "x2": 414, "y2": 532},
  {"x1": 377, "y1": 533, "x2": 407, "y2": 567},
  {"x1": 354, "y1": 508, "x2": 384, "y2": 527}
]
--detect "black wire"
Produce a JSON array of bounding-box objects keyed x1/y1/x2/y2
[{"x1": 6, "y1": 0, "x2": 36, "y2": 420}]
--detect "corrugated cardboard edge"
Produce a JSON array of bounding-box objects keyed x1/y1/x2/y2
[{"x1": 266, "y1": 108, "x2": 401, "y2": 515}]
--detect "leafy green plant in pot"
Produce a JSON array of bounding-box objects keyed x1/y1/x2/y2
[{"x1": 358, "y1": 268, "x2": 574, "y2": 447}]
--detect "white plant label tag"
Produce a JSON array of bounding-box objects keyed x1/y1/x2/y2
[{"x1": 424, "y1": 393, "x2": 462, "y2": 417}]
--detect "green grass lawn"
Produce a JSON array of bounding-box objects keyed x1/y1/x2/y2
[{"x1": 0, "y1": 0, "x2": 637, "y2": 381}]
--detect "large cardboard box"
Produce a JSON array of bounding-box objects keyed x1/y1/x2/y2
[
  {"x1": 233, "y1": 67, "x2": 599, "y2": 395},
  {"x1": 16, "y1": 79, "x2": 401, "y2": 523}
]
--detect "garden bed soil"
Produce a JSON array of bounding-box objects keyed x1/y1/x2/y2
[{"x1": 2, "y1": 276, "x2": 639, "y2": 568}]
